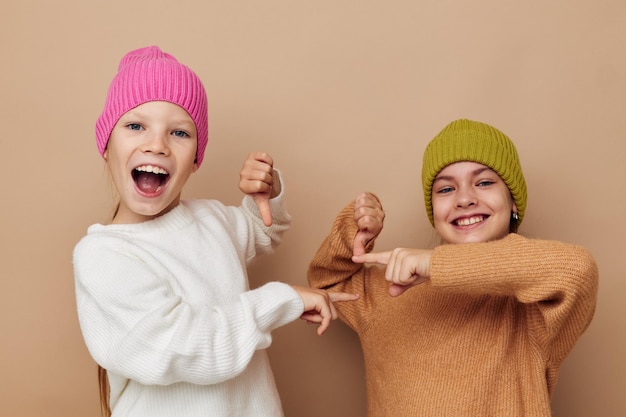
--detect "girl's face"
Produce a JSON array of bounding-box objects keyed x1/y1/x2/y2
[
  {"x1": 431, "y1": 161, "x2": 516, "y2": 244},
  {"x1": 104, "y1": 101, "x2": 198, "y2": 224}
]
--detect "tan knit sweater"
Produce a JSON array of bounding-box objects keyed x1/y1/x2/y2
[{"x1": 307, "y1": 201, "x2": 598, "y2": 417}]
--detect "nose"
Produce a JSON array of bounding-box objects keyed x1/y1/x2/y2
[
  {"x1": 142, "y1": 131, "x2": 170, "y2": 156},
  {"x1": 456, "y1": 187, "x2": 477, "y2": 208}
]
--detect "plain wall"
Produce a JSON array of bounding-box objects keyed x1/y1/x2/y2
[{"x1": 1, "y1": 1, "x2": 624, "y2": 416}]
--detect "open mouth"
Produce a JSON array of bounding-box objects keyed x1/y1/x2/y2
[
  {"x1": 454, "y1": 215, "x2": 486, "y2": 226},
  {"x1": 132, "y1": 165, "x2": 170, "y2": 194}
]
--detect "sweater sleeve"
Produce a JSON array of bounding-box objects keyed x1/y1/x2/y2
[
  {"x1": 307, "y1": 200, "x2": 387, "y2": 331},
  {"x1": 73, "y1": 237, "x2": 304, "y2": 387},
  {"x1": 429, "y1": 233, "x2": 598, "y2": 367},
  {"x1": 239, "y1": 169, "x2": 292, "y2": 262}
]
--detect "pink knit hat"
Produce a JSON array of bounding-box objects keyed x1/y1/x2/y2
[{"x1": 95, "y1": 46, "x2": 209, "y2": 166}]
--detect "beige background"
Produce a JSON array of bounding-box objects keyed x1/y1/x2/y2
[{"x1": 1, "y1": 1, "x2": 624, "y2": 416}]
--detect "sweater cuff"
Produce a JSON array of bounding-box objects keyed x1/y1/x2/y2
[{"x1": 246, "y1": 282, "x2": 304, "y2": 332}]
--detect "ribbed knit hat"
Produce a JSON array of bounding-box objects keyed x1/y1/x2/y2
[
  {"x1": 95, "y1": 46, "x2": 209, "y2": 166},
  {"x1": 421, "y1": 119, "x2": 527, "y2": 226}
]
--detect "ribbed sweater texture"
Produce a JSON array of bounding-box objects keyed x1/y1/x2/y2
[
  {"x1": 307, "y1": 201, "x2": 598, "y2": 417},
  {"x1": 74, "y1": 188, "x2": 303, "y2": 417}
]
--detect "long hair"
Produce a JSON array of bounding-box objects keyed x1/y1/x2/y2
[
  {"x1": 97, "y1": 201, "x2": 119, "y2": 417},
  {"x1": 98, "y1": 365, "x2": 111, "y2": 417}
]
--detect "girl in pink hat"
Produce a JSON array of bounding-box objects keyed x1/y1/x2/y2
[{"x1": 73, "y1": 46, "x2": 357, "y2": 417}]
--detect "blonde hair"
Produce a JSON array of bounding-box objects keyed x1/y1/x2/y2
[
  {"x1": 96, "y1": 200, "x2": 119, "y2": 417},
  {"x1": 98, "y1": 365, "x2": 111, "y2": 417}
]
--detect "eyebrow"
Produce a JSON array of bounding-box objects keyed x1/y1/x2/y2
[{"x1": 433, "y1": 166, "x2": 496, "y2": 182}]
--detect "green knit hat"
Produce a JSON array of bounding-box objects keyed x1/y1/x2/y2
[{"x1": 421, "y1": 119, "x2": 527, "y2": 227}]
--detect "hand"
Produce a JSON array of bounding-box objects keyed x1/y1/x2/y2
[
  {"x1": 291, "y1": 286, "x2": 359, "y2": 335},
  {"x1": 352, "y1": 248, "x2": 432, "y2": 297},
  {"x1": 239, "y1": 152, "x2": 280, "y2": 227},
  {"x1": 352, "y1": 192, "x2": 385, "y2": 257}
]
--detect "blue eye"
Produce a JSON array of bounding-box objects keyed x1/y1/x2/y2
[
  {"x1": 436, "y1": 186, "x2": 453, "y2": 194},
  {"x1": 477, "y1": 180, "x2": 495, "y2": 187},
  {"x1": 172, "y1": 130, "x2": 189, "y2": 138},
  {"x1": 127, "y1": 123, "x2": 142, "y2": 131}
]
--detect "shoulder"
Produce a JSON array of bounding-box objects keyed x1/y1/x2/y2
[
  {"x1": 73, "y1": 230, "x2": 125, "y2": 259},
  {"x1": 73, "y1": 230, "x2": 137, "y2": 277}
]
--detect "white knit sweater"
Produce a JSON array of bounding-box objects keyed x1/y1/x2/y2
[{"x1": 73, "y1": 187, "x2": 304, "y2": 416}]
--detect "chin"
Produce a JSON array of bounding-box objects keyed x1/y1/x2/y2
[
  {"x1": 447, "y1": 236, "x2": 482, "y2": 244},
  {"x1": 441, "y1": 230, "x2": 498, "y2": 245}
]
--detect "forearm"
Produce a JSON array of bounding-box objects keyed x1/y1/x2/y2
[
  {"x1": 430, "y1": 233, "x2": 598, "y2": 359},
  {"x1": 77, "y1": 279, "x2": 303, "y2": 386},
  {"x1": 307, "y1": 201, "x2": 368, "y2": 290},
  {"x1": 430, "y1": 234, "x2": 597, "y2": 298}
]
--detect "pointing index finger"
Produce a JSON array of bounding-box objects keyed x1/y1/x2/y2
[
  {"x1": 328, "y1": 292, "x2": 360, "y2": 303},
  {"x1": 351, "y1": 251, "x2": 391, "y2": 265}
]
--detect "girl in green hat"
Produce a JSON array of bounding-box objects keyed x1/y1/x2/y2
[{"x1": 307, "y1": 118, "x2": 598, "y2": 417}]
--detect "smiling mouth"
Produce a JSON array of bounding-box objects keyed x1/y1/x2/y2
[
  {"x1": 454, "y1": 215, "x2": 486, "y2": 226},
  {"x1": 132, "y1": 165, "x2": 170, "y2": 194}
]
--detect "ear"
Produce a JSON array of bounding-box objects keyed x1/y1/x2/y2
[
  {"x1": 511, "y1": 202, "x2": 518, "y2": 214},
  {"x1": 103, "y1": 149, "x2": 109, "y2": 161}
]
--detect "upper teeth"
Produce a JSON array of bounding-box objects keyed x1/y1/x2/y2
[
  {"x1": 135, "y1": 165, "x2": 168, "y2": 175},
  {"x1": 456, "y1": 216, "x2": 484, "y2": 226}
]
